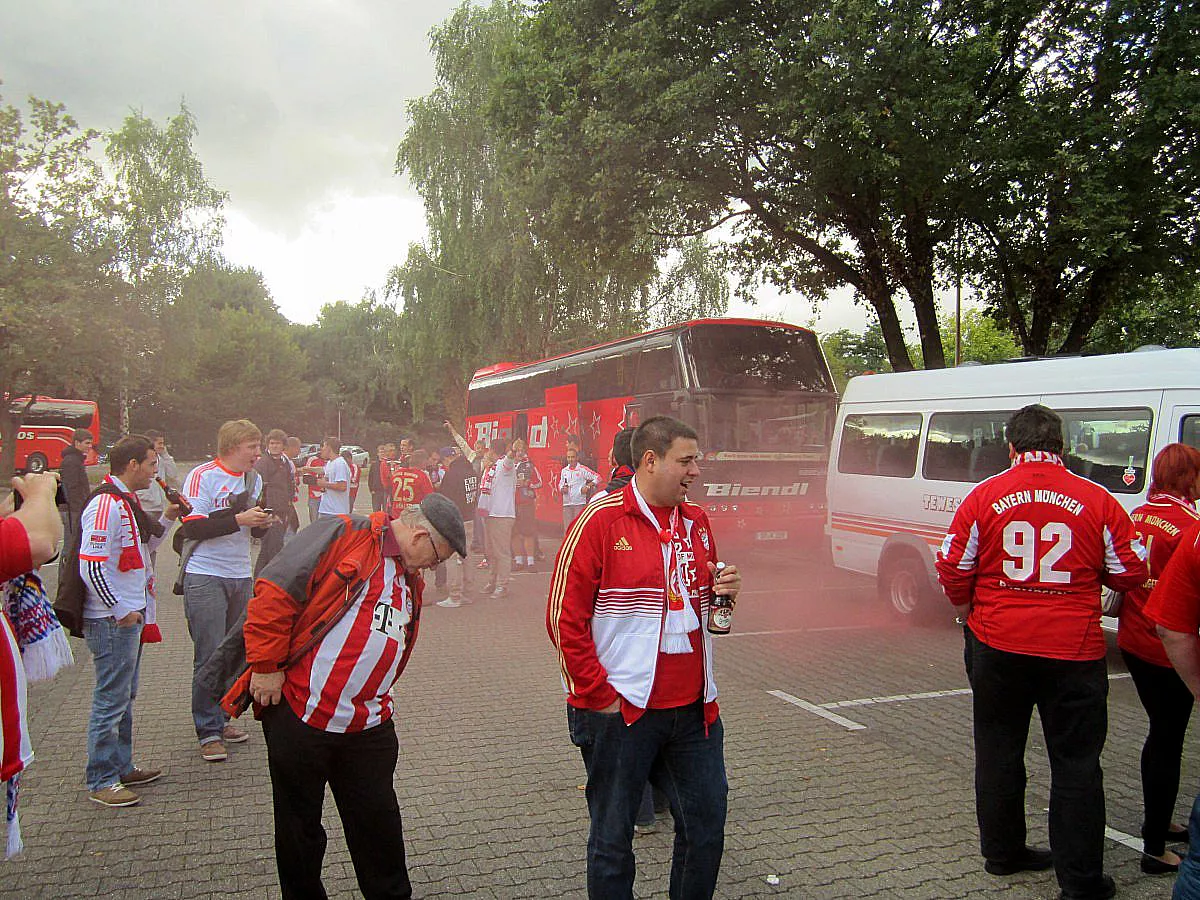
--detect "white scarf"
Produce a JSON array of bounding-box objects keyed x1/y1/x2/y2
[{"x1": 631, "y1": 481, "x2": 700, "y2": 654}]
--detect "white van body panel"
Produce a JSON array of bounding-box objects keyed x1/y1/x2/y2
[{"x1": 825, "y1": 349, "x2": 1200, "y2": 613}]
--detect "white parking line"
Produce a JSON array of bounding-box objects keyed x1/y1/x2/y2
[
  {"x1": 1103, "y1": 827, "x2": 1142, "y2": 852},
  {"x1": 724, "y1": 625, "x2": 872, "y2": 638},
  {"x1": 771, "y1": 673, "x2": 1134, "y2": 728},
  {"x1": 767, "y1": 690, "x2": 867, "y2": 730}
]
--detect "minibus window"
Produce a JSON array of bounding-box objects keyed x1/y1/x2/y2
[
  {"x1": 1059, "y1": 408, "x2": 1153, "y2": 493},
  {"x1": 924, "y1": 412, "x2": 1014, "y2": 483},
  {"x1": 1182, "y1": 416, "x2": 1200, "y2": 451},
  {"x1": 837, "y1": 414, "x2": 921, "y2": 478}
]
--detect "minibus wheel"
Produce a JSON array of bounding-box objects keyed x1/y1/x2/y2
[{"x1": 878, "y1": 553, "x2": 935, "y2": 620}]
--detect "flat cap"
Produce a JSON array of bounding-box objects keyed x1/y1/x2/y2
[{"x1": 419, "y1": 493, "x2": 467, "y2": 558}]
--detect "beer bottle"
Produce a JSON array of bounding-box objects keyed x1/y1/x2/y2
[
  {"x1": 706, "y1": 561, "x2": 734, "y2": 634},
  {"x1": 156, "y1": 477, "x2": 192, "y2": 516}
]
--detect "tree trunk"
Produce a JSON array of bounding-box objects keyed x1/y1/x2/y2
[{"x1": 899, "y1": 210, "x2": 946, "y2": 369}]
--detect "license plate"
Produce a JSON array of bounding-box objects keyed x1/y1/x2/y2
[{"x1": 755, "y1": 531, "x2": 788, "y2": 541}]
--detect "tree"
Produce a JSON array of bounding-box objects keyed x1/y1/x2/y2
[
  {"x1": 300, "y1": 295, "x2": 411, "y2": 439},
  {"x1": 0, "y1": 93, "x2": 116, "y2": 476},
  {"x1": 105, "y1": 103, "x2": 226, "y2": 431},
  {"x1": 966, "y1": 0, "x2": 1200, "y2": 357},
  {"x1": 392, "y1": 1, "x2": 729, "y2": 420},
  {"x1": 1084, "y1": 279, "x2": 1200, "y2": 354},
  {"x1": 490, "y1": 0, "x2": 1199, "y2": 371},
  {"x1": 150, "y1": 262, "x2": 311, "y2": 454},
  {"x1": 821, "y1": 325, "x2": 893, "y2": 392}
]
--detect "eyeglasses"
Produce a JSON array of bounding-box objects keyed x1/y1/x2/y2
[{"x1": 425, "y1": 533, "x2": 445, "y2": 568}]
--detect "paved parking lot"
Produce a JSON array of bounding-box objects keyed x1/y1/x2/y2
[{"x1": 3, "y1": 529, "x2": 1195, "y2": 898}]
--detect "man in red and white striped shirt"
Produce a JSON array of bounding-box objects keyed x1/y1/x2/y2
[
  {"x1": 936, "y1": 404, "x2": 1147, "y2": 900},
  {"x1": 245, "y1": 494, "x2": 466, "y2": 900}
]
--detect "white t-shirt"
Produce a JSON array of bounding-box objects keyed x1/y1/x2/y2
[
  {"x1": 487, "y1": 455, "x2": 518, "y2": 519},
  {"x1": 318, "y1": 456, "x2": 353, "y2": 516},
  {"x1": 559, "y1": 464, "x2": 600, "y2": 506},
  {"x1": 182, "y1": 461, "x2": 263, "y2": 579}
]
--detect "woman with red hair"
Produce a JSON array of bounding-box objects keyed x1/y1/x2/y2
[{"x1": 1120, "y1": 442, "x2": 1200, "y2": 874}]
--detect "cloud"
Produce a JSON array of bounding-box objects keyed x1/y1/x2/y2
[{"x1": 0, "y1": 0, "x2": 460, "y2": 230}]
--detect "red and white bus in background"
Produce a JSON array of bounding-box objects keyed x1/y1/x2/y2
[
  {"x1": 464, "y1": 318, "x2": 838, "y2": 548},
  {"x1": 5, "y1": 396, "x2": 101, "y2": 472}
]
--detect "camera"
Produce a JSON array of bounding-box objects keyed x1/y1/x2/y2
[{"x1": 13, "y1": 475, "x2": 67, "y2": 510}]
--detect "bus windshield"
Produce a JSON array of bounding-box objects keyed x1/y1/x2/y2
[
  {"x1": 686, "y1": 323, "x2": 833, "y2": 393},
  {"x1": 703, "y1": 395, "x2": 834, "y2": 454}
]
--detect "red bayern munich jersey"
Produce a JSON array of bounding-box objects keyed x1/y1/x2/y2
[
  {"x1": 936, "y1": 452, "x2": 1148, "y2": 660},
  {"x1": 1144, "y1": 523, "x2": 1200, "y2": 637},
  {"x1": 1119, "y1": 493, "x2": 1200, "y2": 667},
  {"x1": 386, "y1": 466, "x2": 434, "y2": 518}
]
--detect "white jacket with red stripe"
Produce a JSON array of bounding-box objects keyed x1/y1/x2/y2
[
  {"x1": 547, "y1": 483, "x2": 719, "y2": 713},
  {"x1": 936, "y1": 451, "x2": 1148, "y2": 660}
]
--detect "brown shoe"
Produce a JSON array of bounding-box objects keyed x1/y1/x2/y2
[
  {"x1": 89, "y1": 784, "x2": 140, "y2": 807},
  {"x1": 222, "y1": 724, "x2": 249, "y2": 744},
  {"x1": 200, "y1": 741, "x2": 228, "y2": 762},
  {"x1": 120, "y1": 767, "x2": 162, "y2": 786}
]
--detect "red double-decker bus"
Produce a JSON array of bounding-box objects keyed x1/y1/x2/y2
[
  {"x1": 5, "y1": 396, "x2": 101, "y2": 472},
  {"x1": 464, "y1": 318, "x2": 837, "y2": 548}
]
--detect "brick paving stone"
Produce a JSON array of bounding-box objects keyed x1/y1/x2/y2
[{"x1": 0, "y1": 536, "x2": 1191, "y2": 897}]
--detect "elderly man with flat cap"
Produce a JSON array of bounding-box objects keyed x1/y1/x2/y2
[{"x1": 207, "y1": 494, "x2": 465, "y2": 900}]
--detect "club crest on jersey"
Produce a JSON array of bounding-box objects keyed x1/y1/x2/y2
[
  {"x1": 697, "y1": 528, "x2": 711, "y2": 551},
  {"x1": 613, "y1": 536, "x2": 633, "y2": 551}
]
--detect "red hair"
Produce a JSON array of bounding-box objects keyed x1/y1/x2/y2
[{"x1": 1150, "y1": 443, "x2": 1200, "y2": 501}]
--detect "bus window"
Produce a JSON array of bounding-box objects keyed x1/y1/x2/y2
[
  {"x1": 1060, "y1": 408, "x2": 1153, "y2": 493},
  {"x1": 837, "y1": 414, "x2": 922, "y2": 478},
  {"x1": 1182, "y1": 416, "x2": 1200, "y2": 450},
  {"x1": 924, "y1": 412, "x2": 1013, "y2": 483},
  {"x1": 708, "y1": 397, "x2": 833, "y2": 452},
  {"x1": 687, "y1": 323, "x2": 833, "y2": 392},
  {"x1": 634, "y1": 347, "x2": 680, "y2": 394}
]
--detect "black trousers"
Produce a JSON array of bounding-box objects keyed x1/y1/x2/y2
[
  {"x1": 261, "y1": 702, "x2": 412, "y2": 900},
  {"x1": 965, "y1": 628, "x2": 1108, "y2": 896},
  {"x1": 1122, "y1": 649, "x2": 1195, "y2": 855}
]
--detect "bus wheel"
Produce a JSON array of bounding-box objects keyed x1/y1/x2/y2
[
  {"x1": 24, "y1": 453, "x2": 48, "y2": 474},
  {"x1": 879, "y1": 553, "x2": 935, "y2": 621}
]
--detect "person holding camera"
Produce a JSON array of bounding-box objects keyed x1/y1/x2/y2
[{"x1": 180, "y1": 420, "x2": 272, "y2": 762}]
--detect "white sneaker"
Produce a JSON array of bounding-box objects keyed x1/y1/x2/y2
[
  {"x1": 492, "y1": 587, "x2": 509, "y2": 598},
  {"x1": 436, "y1": 598, "x2": 462, "y2": 608}
]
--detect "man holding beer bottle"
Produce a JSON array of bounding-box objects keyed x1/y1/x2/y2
[{"x1": 547, "y1": 415, "x2": 741, "y2": 899}]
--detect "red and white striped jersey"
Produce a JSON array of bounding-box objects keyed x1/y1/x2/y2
[
  {"x1": 282, "y1": 556, "x2": 418, "y2": 733},
  {"x1": 936, "y1": 451, "x2": 1148, "y2": 660}
]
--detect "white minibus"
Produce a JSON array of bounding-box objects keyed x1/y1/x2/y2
[{"x1": 825, "y1": 347, "x2": 1200, "y2": 620}]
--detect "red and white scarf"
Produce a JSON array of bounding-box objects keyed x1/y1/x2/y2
[{"x1": 631, "y1": 482, "x2": 700, "y2": 654}]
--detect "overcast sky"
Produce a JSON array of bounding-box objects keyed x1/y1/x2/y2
[{"x1": 1, "y1": 0, "x2": 875, "y2": 332}]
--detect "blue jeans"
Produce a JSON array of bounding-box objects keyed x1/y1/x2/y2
[
  {"x1": 84, "y1": 616, "x2": 144, "y2": 790},
  {"x1": 1175, "y1": 794, "x2": 1200, "y2": 898},
  {"x1": 567, "y1": 702, "x2": 727, "y2": 900},
  {"x1": 184, "y1": 574, "x2": 252, "y2": 743}
]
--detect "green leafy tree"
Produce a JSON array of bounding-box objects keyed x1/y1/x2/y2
[
  {"x1": 1084, "y1": 279, "x2": 1200, "y2": 354},
  {"x1": 300, "y1": 295, "x2": 410, "y2": 440},
  {"x1": 392, "y1": 1, "x2": 729, "y2": 420},
  {"x1": 151, "y1": 263, "x2": 310, "y2": 453},
  {"x1": 821, "y1": 325, "x2": 893, "y2": 392},
  {"x1": 0, "y1": 93, "x2": 116, "y2": 475},
  {"x1": 105, "y1": 103, "x2": 227, "y2": 431},
  {"x1": 490, "y1": 0, "x2": 1199, "y2": 372}
]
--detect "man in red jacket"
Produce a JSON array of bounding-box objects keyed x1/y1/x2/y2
[
  {"x1": 548, "y1": 415, "x2": 741, "y2": 900},
  {"x1": 937, "y1": 404, "x2": 1148, "y2": 900}
]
